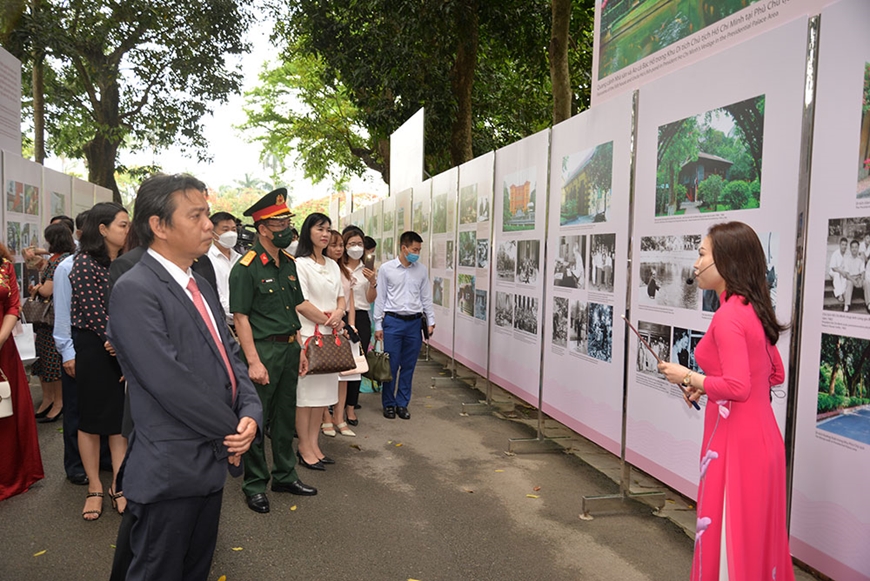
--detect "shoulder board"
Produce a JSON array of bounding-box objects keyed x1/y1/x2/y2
[
  {"x1": 239, "y1": 250, "x2": 257, "y2": 266},
  {"x1": 281, "y1": 249, "x2": 296, "y2": 261}
]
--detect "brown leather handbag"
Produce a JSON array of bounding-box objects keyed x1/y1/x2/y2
[{"x1": 304, "y1": 327, "x2": 356, "y2": 375}]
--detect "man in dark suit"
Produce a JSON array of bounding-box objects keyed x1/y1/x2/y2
[{"x1": 107, "y1": 173, "x2": 262, "y2": 581}]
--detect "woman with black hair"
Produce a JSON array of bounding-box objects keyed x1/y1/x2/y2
[
  {"x1": 294, "y1": 213, "x2": 345, "y2": 470},
  {"x1": 31, "y1": 223, "x2": 77, "y2": 423},
  {"x1": 658, "y1": 221, "x2": 794, "y2": 581},
  {"x1": 70, "y1": 202, "x2": 130, "y2": 520}
]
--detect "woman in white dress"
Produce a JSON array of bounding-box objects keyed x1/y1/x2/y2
[{"x1": 294, "y1": 213, "x2": 346, "y2": 470}]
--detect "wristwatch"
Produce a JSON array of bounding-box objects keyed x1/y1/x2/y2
[{"x1": 682, "y1": 370, "x2": 693, "y2": 387}]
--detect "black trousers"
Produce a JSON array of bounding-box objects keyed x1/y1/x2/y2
[
  {"x1": 346, "y1": 309, "x2": 372, "y2": 407},
  {"x1": 118, "y1": 489, "x2": 224, "y2": 581}
]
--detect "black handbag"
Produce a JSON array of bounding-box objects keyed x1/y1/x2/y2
[
  {"x1": 363, "y1": 340, "x2": 392, "y2": 383},
  {"x1": 21, "y1": 297, "x2": 53, "y2": 326}
]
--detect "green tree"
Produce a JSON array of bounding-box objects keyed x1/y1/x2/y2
[
  {"x1": 5, "y1": 0, "x2": 252, "y2": 201},
  {"x1": 697, "y1": 174, "x2": 724, "y2": 210},
  {"x1": 657, "y1": 117, "x2": 699, "y2": 215},
  {"x1": 721, "y1": 180, "x2": 750, "y2": 210}
]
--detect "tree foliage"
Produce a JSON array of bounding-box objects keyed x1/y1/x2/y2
[{"x1": 4, "y1": 0, "x2": 252, "y2": 200}]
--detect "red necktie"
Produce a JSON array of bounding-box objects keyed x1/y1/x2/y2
[{"x1": 187, "y1": 277, "x2": 237, "y2": 401}]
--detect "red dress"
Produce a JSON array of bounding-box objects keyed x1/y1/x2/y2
[
  {"x1": 692, "y1": 293, "x2": 794, "y2": 580},
  {"x1": 0, "y1": 259, "x2": 44, "y2": 501}
]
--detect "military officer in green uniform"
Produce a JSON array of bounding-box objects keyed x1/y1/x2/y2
[{"x1": 230, "y1": 189, "x2": 324, "y2": 513}]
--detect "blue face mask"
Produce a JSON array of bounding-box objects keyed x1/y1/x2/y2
[{"x1": 406, "y1": 253, "x2": 420, "y2": 263}]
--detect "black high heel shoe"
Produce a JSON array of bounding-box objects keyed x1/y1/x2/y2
[
  {"x1": 318, "y1": 456, "x2": 336, "y2": 465},
  {"x1": 296, "y1": 452, "x2": 326, "y2": 471},
  {"x1": 35, "y1": 404, "x2": 53, "y2": 419}
]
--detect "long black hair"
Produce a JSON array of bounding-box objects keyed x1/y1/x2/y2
[
  {"x1": 44, "y1": 223, "x2": 76, "y2": 255},
  {"x1": 708, "y1": 221, "x2": 787, "y2": 344},
  {"x1": 79, "y1": 202, "x2": 128, "y2": 267},
  {"x1": 294, "y1": 212, "x2": 331, "y2": 259}
]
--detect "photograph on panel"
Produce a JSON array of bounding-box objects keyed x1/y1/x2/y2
[
  {"x1": 704, "y1": 229, "x2": 778, "y2": 313},
  {"x1": 554, "y1": 234, "x2": 586, "y2": 289},
  {"x1": 445, "y1": 240, "x2": 455, "y2": 271},
  {"x1": 587, "y1": 303, "x2": 613, "y2": 362},
  {"x1": 433, "y1": 277, "x2": 451, "y2": 310},
  {"x1": 560, "y1": 141, "x2": 613, "y2": 226},
  {"x1": 636, "y1": 321, "x2": 671, "y2": 378},
  {"x1": 495, "y1": 291, "x2": 514, "y2": 328},
  {"x1": 51, "y1": 191, "x2": 66, "y2": 217},
  {"x1": 824, "y1": 218, "x2": 870, "y2": 314},
  {"x1": 458, "y1": 275, "x2": 475, "y2": 318},
  {"x1": 589, "y1": 233, "x2": 616, "y2": 293},
  {"x1": 21, "y1": 223, "x2": 36, "y2": 250},
  {"x1": 459, "y1": 231, "x2": 477, "y2": 267},
  {"x1": 460, "y1": 184, "x2": 478, "y2": 224},
  {"x1": 639, "y1": 234, "x2": 700, "y2": 310},
  {"x1": 413, "y1": 201, "x2": 429, "y2": 233},
  {"x1": 7, "y1": 180, "x2": 23, "y2": 214},
  {"x1": 502, "y1": 167, "x2": 537, "y2": 232},
  {"x1": 368, "y1": 213, "x2": 379, "y2": 236},
  {"x1": 597, "y1": 1, "x2": 758, "y2": 80},
  {"x1": 656, "y1": 95, "x2": 764, "y2": 217},
  {"x1": 6, "y1": 222, "x2": 20, "y2": 258},
  {"x1": 397, "y1": 207, "x2": 405, "y2": 230},
  {"x1": 671, "y1": 327, "x2": 706, "y2": 374},
  {"x1": 477, "y1": 238, "x2": 489, "y2": 269},
  {"x1": 474, "y1": 290, "x2": 487, "y2": 321},
  {"x1": 817, "y1": 332, "x2": 870, "y2": 445},
  {"x1": 858, "y1": 63, "x2": 870, "y2": 199},
  {"x1": 478, "y1": 195, "x2": 490, "y2": 222},
  {"x1": 25, "y1": 185, "x2": 39, "y2": 215},
  {"x1": 516, "y1": 239, "x2": 541, "y2": 285},
  {"x1": 514, "y1": 294, "x2": 539, "y2": 335},
  {"x1": 432, "y1": 193, "x2": 448, "y2": 234},
  {"x1": 569, "y1": 300, "x2": 588, "y2": 355},
  {"x1": 552, "y1": 296, "x2": 569, "y2": 348},
  {"x1": 432, "y1": 240, "x2": 447, "y2": 270},
  {"x1": 383, "y1": 237, "x2": 395, "y2": 262},
  {"x1": 374, "y1": 238, "x2": 382, "y2": 264},
  {"x1": 383, "y1": 209, "x2": 394, "y2": 234},
  {"x1": 497, "y1": 240, "x2": 517, "y2": 282}
]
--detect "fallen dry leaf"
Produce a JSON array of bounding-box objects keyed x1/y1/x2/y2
[
  {"x1": 533, "y1": 486, "x2": 541, "y2": 492},
  {"x1": 232, "y1": 547, "x2": 243, "y2": 551},
  {"x1": 218, "y1": 576, "x2": 227, "y2": 581},
  {"x1": 33, "y1": 550, "x2": 46, "y2": 557},
  {"x1": 494, "y1": 469, "x2": 504, "y2": 473},
  {"x1": 463, "y1": 488, "x2": 474, "y2": 493},
  {"x1": 350, "y1": 444, "x2": 362, "y2": 451},
  {"x1": 395, "y1": 443, "x2": 403, "y2": 447},
  {"x1": 526, "y1": 494, "x2": 539, "y2": 499},
  {"x1": 290, "y1": 505, "x2": 297, "y2": 511},
  {"x1": 110, "y1": 544, "x2": 116, "y2": 549}
]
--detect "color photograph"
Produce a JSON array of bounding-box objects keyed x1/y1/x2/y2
[
  {"x1": 495, "y1": 291, "x2": 514, "y2": 328},
  {"x1": 7, "y1": 180, "x2": 23, "y2": 214},
  {"x1": 474, "y1": 290, "x2": 487, "y2": 321},
  {"x1": 497, "y1": 240, "x2": 517, "y2": 282},
  {"x1": 383, "y1": 209, "x2": 394, "y2": 234},
  {"x1": 514, "y1": 294, "x2": 538, "y2": 335},
  {"x1": 560, "y1": 141, "x2": 613, "y2": 225},
  {"x1": 636, "y1": 321, "x2": 671, "y2": 378},
  {"x1": 588, "y1": 233, "x2": 616, "y2": 293},
  {"x1": 460, "y1": 184, "x2": 477, "y2": 224},
  {"x1": 502, "y1": 167, "x2": 537, "y2": 232},
  {"x1": 639, "y1": 235, "x2": 700, "y2": 310},
  {"x1": 458, "y1": 274, "x2": 475, "y2": 317},
  {"x1": 459, "y1": 230, "x2": 477, "y2": 268},
  {"x1": 569, "y1": 299, "x2": 588, "y2": 355},
  {"x1": 6, "y1": 221, "x2": 21, "y2": 258},
  {"x1": 554, "y1": 235, "x2": 586, "y2": 290},
  {"x1": 413, "y1": 201, "x2": 429, "y2": 234},
  {"x1": 383, "y1": 237, "x2": 395, "y2": 261},
  {"x1": 433, "y1": 193, "x2": 448, "y2": 234},
  {"x1": 858, "y1": 63, "x2": 870, "y2": 199},
  {"x1": 552, "y1": 296, "x2": 569, "y2": 348},
  {"x1": 817, "y1": 332, "x2": 870, "y2": 446},
  {"x1": 597, "y1": 0, "x2": 760, "y2": 80},
  {"x1": 368, "y1": 213, "x2": 379, "y2": 237},
  {"x1": 656, "y1": 95, "x2": 764, "y2": 217},
  {"x1": 51, "y1": 191, "x2": 66, "y2": 217},
  {"x1": 24, "y1": 184, "x2": 39, "y2": 215},
  {"x1": 446, "y1": 240, "x2": 454, "y2": 271},
  {"x1": 516, "y1": 239, "x2": 540, "y2": 285},
  {"x1": 587, "y1": 302, "x2": 613, "y2": 363}
]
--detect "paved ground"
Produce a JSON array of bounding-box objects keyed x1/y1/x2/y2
[{"x1": 1, "y1": 354, "x2": 815, "y2": 580}]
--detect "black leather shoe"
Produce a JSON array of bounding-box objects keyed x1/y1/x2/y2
[
  {"x1": 246, "y1": 493, "x2": 270, "y2": 513},
  {"x1": 296, "y1": 453, "x2": 326, "y2": 471},
  {"x1": 318, "y1": 456, "x2": 336, "y2": 465},
  {"x1": 346, "y1": 417, "x2": 359, "y2": 426},
  {"x1": 383, "y1": 406, "x2": 396, "y2": 419},
  {"x1": 354, "y1": 404, "x2": 362, "y2": 409},
  {"x1": 35, "y1": 404, "x2": 52, "y2": 419},
  {"x1": 67, "y1": 473, "x2": 89, "y2": 486},
  {"x1": 272, "y1": 480, "x2": 318, "y2": 496},
  {"x1": 38, "y1": 409, "x2": 63, "y2": 423},
  {"x1": 396, "y1": 406, "x2": 411, "y2": 420}
]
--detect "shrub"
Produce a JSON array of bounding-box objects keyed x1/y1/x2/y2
[
  {"x1": 698, "y1": 174, "x2": 724, "y2": 209},
  {"x1": 722, "y1": 180, "x2": 751, "y2": 210}
]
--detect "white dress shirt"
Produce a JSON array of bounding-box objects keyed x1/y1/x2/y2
[
  {"x1": 147, "y1": 248, "x2": 220, "y2": 333},
  {"x1": 207, "y1": 242, "x2": 241, "y2": 324},
  {"x1": 373, "y1": 258, "x2": 435, "y2": 331}
]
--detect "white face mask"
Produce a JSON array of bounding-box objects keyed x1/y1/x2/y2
[
  {"x1": 287, "y1": 240, "x2": 299, "y2": 255},
  {"x1": 216, "y1": 230, "x2": 238, "y2": 249},
  {"x1": 347, "y1": 245, "x2": 364, "y2": 260}
]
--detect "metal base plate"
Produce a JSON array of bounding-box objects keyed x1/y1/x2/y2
[
  {"x1": 580, "y1": 491, "x2": 667, "y2": 520},
  {"x1": 507, "y1": 436, "x2": 570, "y2": 454},
  {"x1": 461, "y1": 400, "x2": 514, "y2": 415}
]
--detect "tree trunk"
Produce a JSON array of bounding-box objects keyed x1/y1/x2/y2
[
  {"x1": 83, "y1": 135, "x2": 121, "y2": 203},
  {"x1": 549, "y1": 0, "x2": 572, "y2": 125},
  {"x1": 449, "y1": 0, "x2": 478, "y2": 168},
  {"x1": 31, "y1": 0, "x2": 44, "y2": 164},
  {"x1": 828, "y1": 336, "x2": 840, "y2": 395}
]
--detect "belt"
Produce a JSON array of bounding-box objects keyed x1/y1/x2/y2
[
  {"x1": 261, "y1": 334, "x2": 297, "y2": 343},
  {"x1": 386, "y1": 312, "x2": 422, "y2": 321}
]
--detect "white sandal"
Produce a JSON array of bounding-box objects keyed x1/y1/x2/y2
[
  {"x1": 336, "y1": 422, "x2": 356, "y2": 437},
  {"x1": 321, "y1": 422, "x2": 336, "y2": 437}
]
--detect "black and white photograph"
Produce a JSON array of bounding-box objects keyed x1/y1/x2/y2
[
  {"x1": 569, "y1": 300, "x2": 588, "y2": 355},
  {"x1": 458, "y1": 274, "x2": 475, "y2": 317},
  {"x1": 588, "y1": 233, "x2": 616, "y2": 292},
  {"x1": 460, "y1": 184, "x2": 478, "y2": 225},
  {"x1": 433, "y1": 276, "x2": 446, "y2": 307},
  {"x1": 823, "y1": 218, "x2": 870, "y2": 314},
  {"x1": 554, "y1": 234, "x2": 586, "y2": 289},
  {"x1": 459, "y1": 231, "x2": 477, "y2": 268},
  {"x1": 495, "y1": 291, "x2": 514, "y2": 328},
  {"x1": 516, "y1": 239, "x2": 541, "y2": 285},
  {"x1": 477, "y1": 239, "x2": 489, "y2": 269},
  {"x1": 638, "y1": 234, "x2": 701, "y2": 310},
  {"x1": 397, "y1": 207, "x2": 405, "y2": 231},
  {"x1": 636, "y1": 321, "x2": 671, "y2": 378},
  {"x1": 497, "y1": 240, "x2": 517, "y2": 282},
  {"x1": 672, "y1": 327, "x2": 705, "y2": 374},
  {"x1": 587, "y1": 303, "x2": 613, "y2": 363},
  {"x1": 552, "y1": 296, "x2": 569, "y2": 347},
  {"x1": 474, "y1": 290, "x2": 488, "y2": 321},
  {"x1": 514, "y1": 294, "x2": 539, "y2": 335},
  {"x1": 478, "y1": 196, "x2": 490, "y2": 222},
  {"x1": 446, "y1": 240, "x2": 455, "y2": 271}
]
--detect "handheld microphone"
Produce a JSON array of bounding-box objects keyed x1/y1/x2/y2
[{"x1": 687, "y1": 262, "x2": 715, "y2": 285}]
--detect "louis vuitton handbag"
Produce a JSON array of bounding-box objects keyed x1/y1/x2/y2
[
  {"x1": 21, "y1": 296, "x2": 53, "y2": 326},
  {"x1": 304, "y1": 327, "x2": 356, "y2": 375}
]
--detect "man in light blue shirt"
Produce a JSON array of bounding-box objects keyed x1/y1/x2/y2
[{"x1": 374, "y1": 231, "x2": 435, "y2": 420}]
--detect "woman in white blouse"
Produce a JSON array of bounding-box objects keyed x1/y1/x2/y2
[{"x1": 294, "y1": 213, "x2": 346, "y2": 470}]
